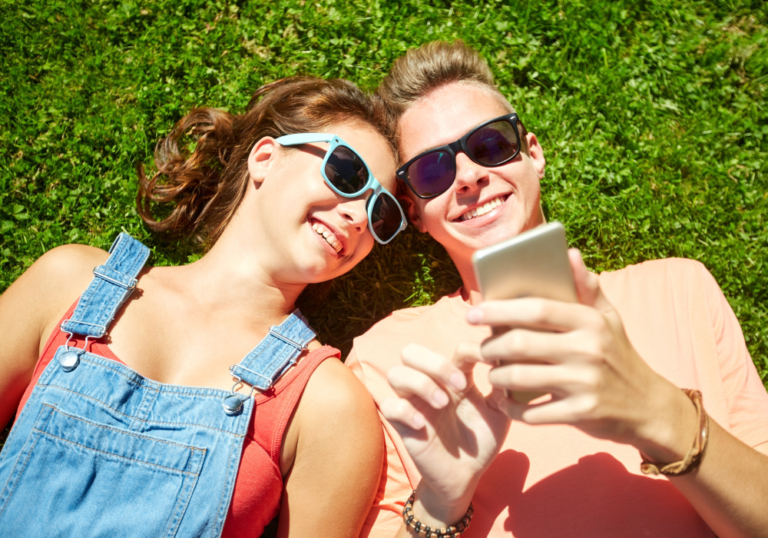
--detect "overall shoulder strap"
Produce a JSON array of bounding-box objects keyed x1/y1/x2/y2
[
  {"x1": 230, "y1": 310, "x2": 316, "y2": 391},
  {"x1": 60, "y1": 233, "x2": 150, "y2": 338}
]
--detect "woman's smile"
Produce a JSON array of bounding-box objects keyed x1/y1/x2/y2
[{"x1": 310, "y1": 218, "x2": 345, "y2": 255}]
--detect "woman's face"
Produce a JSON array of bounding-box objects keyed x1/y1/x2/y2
[{"x1": 249, "y1": 122, "x2": 397, "y2": 285}]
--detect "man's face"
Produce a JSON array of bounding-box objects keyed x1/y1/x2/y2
[{"x1": 398, "y1": 83, "x2": 546, "y2": 278}]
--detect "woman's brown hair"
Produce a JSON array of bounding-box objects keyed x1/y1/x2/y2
[{"x1": 137, "y1": 77, "x2": 394, "y2": 247}]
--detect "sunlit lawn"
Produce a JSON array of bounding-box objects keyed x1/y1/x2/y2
[{"x1": 1, "y1": 0, "x2": 766, "y2": 452}]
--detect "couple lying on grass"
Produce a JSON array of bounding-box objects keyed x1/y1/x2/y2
[{"x1": 1, "y1": 40, "x2": 767, "y2": 538}]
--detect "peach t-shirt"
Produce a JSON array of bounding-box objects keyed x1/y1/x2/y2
[{"x1": 347, "y1": 258, "x2": 768, "y2": 537}]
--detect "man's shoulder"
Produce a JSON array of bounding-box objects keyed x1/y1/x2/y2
[
  {"x1": 599, "y1": 257, "x2": 721, "y2": 319},
  {"x1": 600, "y1": 257, "x2": 709, "y2": 288},
  {"x1": 608, "y1": 256, "x2": 706, "y2": 275},
  {"x1": 351, "y1": 292, "x2": 465, "y2": 355},
  {"x1": 367, "y1": 293, "x2": 460, "y2": 331}
]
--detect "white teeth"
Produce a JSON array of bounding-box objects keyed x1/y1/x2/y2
[
  {"x1": 460, "y1": 196, "x2": 504, "y2": 221},
  {"x1": 311, "y1": 222, "x2": 342, "y2": 253}
]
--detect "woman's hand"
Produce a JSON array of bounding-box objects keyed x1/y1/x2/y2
[
  {"x1": 381, "y1": 342, "x2": 510, "y2": 529},
  {"x1": 468, "y1": 249, "x2": 698, "y2": 463}
]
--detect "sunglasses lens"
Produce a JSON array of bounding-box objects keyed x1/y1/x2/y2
[
  {"x1": 325, "y1": 146, "x2": 368, "y2": 194},
  {"x1": 466, "y1": 120, "x2": 519, "y2": 166},
  {"x1": 370, "y1": 192, "x2": 402, "y2": 243},
  {"x1": 408, "y1": 150, "x2": 456, "y2": 198}
]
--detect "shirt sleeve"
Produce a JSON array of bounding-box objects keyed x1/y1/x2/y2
[{"x1": 701, "y1": 263, "x2": 768, "y2": 448}]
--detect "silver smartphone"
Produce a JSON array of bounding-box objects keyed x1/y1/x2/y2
[{"x1": 472, "y1": 221, "x2": 576, "y2": 403}]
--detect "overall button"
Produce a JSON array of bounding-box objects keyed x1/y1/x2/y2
[
  {"x1": 59, "y1": 350, "x2": 81, "y2": 372},
  {"x1": 222, "y1": 395, "x2": 244, "y2": 416}
]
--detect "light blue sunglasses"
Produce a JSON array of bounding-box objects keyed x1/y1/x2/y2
[{"x1": 275, "y1": 133, "x2": 407, "y2": 245}]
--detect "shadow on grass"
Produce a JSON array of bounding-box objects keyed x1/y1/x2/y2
[{"x1": 300, "y1": 227, "x2": 462, "y2": 358}]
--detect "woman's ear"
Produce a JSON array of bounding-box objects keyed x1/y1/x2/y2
[
  {"x1": 247, "y1": 137, "x2": 279, "y2": 186},
  {"x1": 399, "y1": 193, "x2": 428, "y2": 234}
]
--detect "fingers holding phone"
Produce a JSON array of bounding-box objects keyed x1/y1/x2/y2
[
  {"x1": 471, "y1": 222, "x2": 579, "y2": 402},
  {"x1": 468, "y1": 223, "x2": 675, "y2": 447},
  {"x1": 468, "y1": 296, "x2": 613, "y2": 410}
]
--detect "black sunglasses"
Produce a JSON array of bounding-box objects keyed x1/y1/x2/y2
[{"x1": 396, "y1": 113, "x2": 524, "y2": 199}]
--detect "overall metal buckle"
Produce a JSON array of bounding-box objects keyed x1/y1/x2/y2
[
  {"x1": 59, "y1": 330, "x2": 93, "y2": 372},
  {"x1": 222, "y1": 376, "x2": 255, "y2": 416}
]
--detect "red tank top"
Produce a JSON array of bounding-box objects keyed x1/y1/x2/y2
[{"x1": 17, "y1": 302, "x2": 340, "y2": 538}]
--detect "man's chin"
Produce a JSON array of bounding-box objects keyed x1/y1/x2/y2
[
  {"x1": 431, "y1": 212, "x2": 544, "y2": 265},
  {"x1": 466, "y1": 222, "x2": 532, "y2": 251}
]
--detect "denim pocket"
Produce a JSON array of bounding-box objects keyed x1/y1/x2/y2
[{"x1": 0, "y1": 404, "x2": 205, "y2": 538}]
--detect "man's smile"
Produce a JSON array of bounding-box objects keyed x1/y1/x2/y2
[{"x1": 456, "y1": 194, "x2": 509, "y2": 222}]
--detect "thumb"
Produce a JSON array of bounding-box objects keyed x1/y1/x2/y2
[
  {"x1": 451, "y1": 341, "x2": 483, "y2": 391},
  {"x1": 568, "y1": 248, "x2": 600, "y2": 307},
  {"x1": 568, "y1": 248, "x2": 614, "y2": 313}
]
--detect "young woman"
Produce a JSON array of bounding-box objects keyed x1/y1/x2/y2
[{"x1": 0, "y1": 77, "x2": 406, "y2": 537}]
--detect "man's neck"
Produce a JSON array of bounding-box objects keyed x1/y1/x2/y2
[
  {"x1": 450, "y1": 254, "x2": 484, "y2": 305},
  {"x1": 459, "y1": 286, "x2": 484, "y2": 306}
]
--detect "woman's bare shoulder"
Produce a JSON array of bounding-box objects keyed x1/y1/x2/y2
[
  {"x1": 278, "y1": 357, "x2": 384, "y2": 537},
  {"x1": 30, "y1": 244, "x2": 109, "y2": 303},
  {"x1": 296, "y1": 357, "x2": 383, "y2": 460},
  {"x1": 303, "y1": 358, "x2": 380, "y2": 420},
  {"x1": 36, "y1": 243, "x2": 110, "y2": 271},
  {"x1": 2, "y1": 244, "x2": 110, "y2": 332},
  {"x1": 283, "y1": 356, "x2": 382, "y2": 468},
  {"x1": 0, "y1": 244, "x2": 111, "y2": 422}
]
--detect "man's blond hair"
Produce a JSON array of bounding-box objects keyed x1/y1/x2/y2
[{"x1": 376, "y1": 40, "x2": 524, "y2": 153}]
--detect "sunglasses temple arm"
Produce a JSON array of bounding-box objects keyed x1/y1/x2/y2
[{"x1": 275, "y1": 133, "x2": 336, "y2": 146}]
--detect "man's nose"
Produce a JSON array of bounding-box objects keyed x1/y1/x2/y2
[{"x1": 453, "y1": 152, "x2": 488, "y2": 193}]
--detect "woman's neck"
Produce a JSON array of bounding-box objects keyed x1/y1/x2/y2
[{"x1": 175, "y1": 230, "x2": 306, "y2": 327}]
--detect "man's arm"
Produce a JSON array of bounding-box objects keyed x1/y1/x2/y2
[{"x1": 470, "y1": 250, "x2": 768, "y2": 538}]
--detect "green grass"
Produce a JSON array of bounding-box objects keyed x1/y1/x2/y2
[{"x1": 1, "y1": 0, "x2": 766, "y2": 398}]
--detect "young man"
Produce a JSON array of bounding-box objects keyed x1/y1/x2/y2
[{"x1": 346, "y1": 41, "x2": 768, "y2": 538}]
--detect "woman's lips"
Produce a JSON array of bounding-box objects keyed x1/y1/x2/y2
[{"x1": 311, "y1": 220, "x2": 343, "y2": 254}]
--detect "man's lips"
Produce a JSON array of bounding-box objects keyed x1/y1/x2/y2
[
  {"x1": 455, "y1": 194, "x2": 509, "y2": 222},
  {"x1": 310, "y1": 219, "x2": 346, "y2": 255}
]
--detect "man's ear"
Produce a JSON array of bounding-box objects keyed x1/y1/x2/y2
[
  {"x1": 525, "y1": 132, "x2": 546, "y2": 179},
  {"x1": 399, "y1": 193, "x2": 428, "y2": 234},
  {"x1": 247, "y1": 137, "x2": 279, "y2": 186}
]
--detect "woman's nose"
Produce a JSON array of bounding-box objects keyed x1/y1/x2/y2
[{"x1": 339, "y1": 196, "x2": 369, "y2": 235}]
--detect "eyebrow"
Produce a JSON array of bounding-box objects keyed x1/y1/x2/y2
[
  {"x1": 407, "y1": 112, "x2": 517, "y2": 159},
  {"x1": 408, "y1": 118, "x2": 489, "y2": 156},
  {"x1": 409, "y1": 137, "x2": 459, "y2": 158}
]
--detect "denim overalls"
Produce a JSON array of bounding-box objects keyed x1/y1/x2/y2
[{"x1": 0, "y1": 233, "x2": 315, "y2": 537}]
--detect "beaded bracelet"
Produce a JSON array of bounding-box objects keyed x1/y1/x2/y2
[
  {"x1": 402, "y1": 491, "x2": 474, "y2": 538},
  {"x1": 640, "y1": 388, "x2": 710, "y2": 476}
]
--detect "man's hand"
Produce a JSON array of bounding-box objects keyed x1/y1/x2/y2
[
  {"x1": 468, "y1": 249, "x2": 699, "y2": 464},
  {"x1": 381, "y1": 342, "x2": 510, "y2": 528}
]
